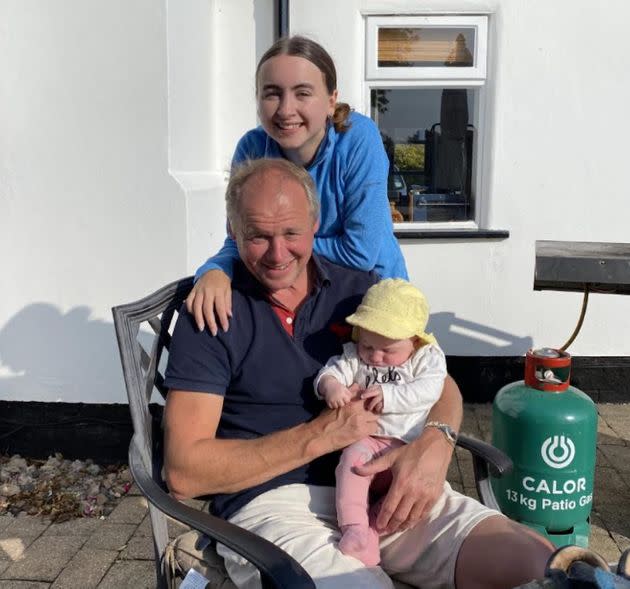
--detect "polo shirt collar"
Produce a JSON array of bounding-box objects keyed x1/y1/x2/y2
[
  {"x1": 310, "y1": 254, "x2": 331, "y2": 288},
  {"x1": 233, "y1": 261, "x2": 265, "y2": 297}
]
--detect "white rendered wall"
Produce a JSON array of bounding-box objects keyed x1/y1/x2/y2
[
  {"x1": 0, "y1": 0, "x2": 628, "y2": 405},
  {"x1": 1, "y1": 1, "x2": 184, "y2": 403},
  {"x1": 169, "y1": 0, "x2": 274, "y2": 272},
  {"x1": 0, "y1": 0, "x2": 273, "y2": 403},
  {"x1": 290, "y1": 0, "x2": 630, "y2": 357}
]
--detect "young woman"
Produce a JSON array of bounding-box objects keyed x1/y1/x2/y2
[{"x1": 187, "y1": 35, "x2": 407, "y2": 334}]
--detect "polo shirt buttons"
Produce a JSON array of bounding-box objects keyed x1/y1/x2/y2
[{"x1": 286, "y1": 317, "x2": 293, "y2": 325}]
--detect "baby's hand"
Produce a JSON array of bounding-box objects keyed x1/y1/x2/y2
[
  {"x1": 319, "y1": 376, "x2": 354, "y2": 409},
  {"x1": 361, "y1": 385, "x2": 384, "y2": 413},
  {"x1": 327, "y1": 388, "x2": 353, "y2": 409}
]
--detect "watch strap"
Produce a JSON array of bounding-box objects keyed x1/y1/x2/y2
[{"x1": 425, "y1": 420, "x2": 458, "y2": 446}]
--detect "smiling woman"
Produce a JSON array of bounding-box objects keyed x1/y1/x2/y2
[
  {"x1": 185, "y1": 35, "x2": 408, "y2": 336},
  {"x1": 257, "y1": 54, "x2": 337, "y2": 167}
]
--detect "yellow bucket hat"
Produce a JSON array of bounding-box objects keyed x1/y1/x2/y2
[{"x1": 346, "y1": 279, "x2": 437, "y2": 345}]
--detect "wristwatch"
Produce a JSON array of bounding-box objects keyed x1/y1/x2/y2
[{"x1": 425, "y1": 421, "x2": 458, "y2": 447}]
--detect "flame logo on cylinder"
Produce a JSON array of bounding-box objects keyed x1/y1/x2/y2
[{"x1": 541, "y1": 435, "x2": 575, "y2": 469}]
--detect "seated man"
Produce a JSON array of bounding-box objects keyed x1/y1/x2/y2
[{"x1": 163, "y1": 158, "x2": 553, "y2": 589}]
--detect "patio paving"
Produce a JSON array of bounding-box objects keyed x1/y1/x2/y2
[{"x1": 0, "y1": 403, "x2": 628, "y2": 587}]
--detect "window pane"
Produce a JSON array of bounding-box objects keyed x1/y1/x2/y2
[
  {"x1": 378, "y1": 27, "x2": 475, "y2": 67},
  {"x1": 371, "y1": 87, "x2": 475, "y2": 223}
]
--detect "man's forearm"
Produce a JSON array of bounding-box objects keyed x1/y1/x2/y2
[
  {"x1": 166, "y1": 421, "x2": 322, "y2": 499},
  {"x1": 164, "y1": 400, "x2": 377, "y2": 500}
]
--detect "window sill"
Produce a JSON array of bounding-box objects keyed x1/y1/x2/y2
[{"x1": 394, "y1": 228, "x2": 509, "y2": 240}]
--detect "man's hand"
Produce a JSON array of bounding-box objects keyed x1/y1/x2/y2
[
  {"x1": 185, "y1": 269, "x2": 232, "y2": 335},
  {"x1": 314, "y1": 387, "x2": 379, "y2": 453},
  {"x1": 361, "y1": 385, "x2": 384, "y2": 413},
  {"x1": 353, "y1": 427, "x2": 454, "y2": 534}
]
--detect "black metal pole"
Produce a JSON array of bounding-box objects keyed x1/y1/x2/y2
[{"x1": 277, "y1": 0, "x2": 289, "y2": 39}]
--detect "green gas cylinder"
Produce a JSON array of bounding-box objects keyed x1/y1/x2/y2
[{"x1": 491, "y1": 348, "x2": 597, "y2": 547}]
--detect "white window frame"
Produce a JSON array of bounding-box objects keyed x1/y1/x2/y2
[{"x1": 365, "y1": 14, "x2": 489, "y2": 232}]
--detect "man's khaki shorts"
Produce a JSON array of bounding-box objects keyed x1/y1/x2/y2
[{"x1": 217, "y1": 483, "x2": 502, "y2": 589}]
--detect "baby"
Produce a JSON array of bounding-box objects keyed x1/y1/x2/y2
[{"x1": 315, "y1": 278, "x2": 447, "y2": 566}]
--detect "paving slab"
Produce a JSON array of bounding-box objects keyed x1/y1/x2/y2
[
  {"x1": 1, "y1": 516, "x2": 50, "y2": 537},
  {"x1": 593, "y1": 467, "x2": 630, "y2": 507},
  {"x1": 463, "y1": 486, "x2": 480, "y2": 502},
  {"x1": 3, "y1": 401, "x2": 628, "y2": 588},
  {"x1": 1, "y1": 535, "x2": 85, "y2": 582},
  {"x1": 42, "y1": 518, "x2": 101, "y2": 537},
  {"x1": 599, "y1": 445, "x2": 630, "y2": 473},
  {"x1": 596, "y1": 446, "x2": 613, "y2": 466},
  {"x1": 590, "y1": 522, "x2": 622, "y2": 563},
  {"x1": 458, "y1": 460, "x2": 477, "y2": 489},
  {"x1": 134, "y1": 513, "x2": 190, "y2": 540},
  {"x1": 132, "y1": 498, "x2": 209, "y2": 540},
  {"x1": 471, "y1": 403, "x2": 493, "y2": 419},
  {"x1": 454, "y1": 446, "x2": 474, "y2": 462},
  {"x1": 0, "y1": 534, "x2": 39, "y2": 562},
  {"x1": 83, "y1": 523, "x2": 136, "y2": 551},
  {"x1": 598, "y1": 414, "x2": 630, "y2": 441},
  {"x1": 181, "y1": 497, "x2": 208, "y2": 511},
  {"x1": 126, "y1": 483, "x2": 142, "y2": 496},
  {"x1": 470, "y1": 405, "x2": 493, "y2": 442},
  {"x1": 460, "y1": 414, "x2": 480, "y2": 437},
  {"x1": 106, "y1": 496, "x2": 148, "y2": 525},
  {"x1": 597, "y1": 403, "x2": 630, "y2": 419},
  {"x1": 450, "y1": 482, "x2": 464, "y2": 495},
  {"x1": 446, "y1": 459, "x2": 460, "y2": 483},
  {"x1": 595, "y1": 505, "x2": 630, "y2": 540},
  {"x1": 0, "y1": 519, "x2": 12, "y2": 535},
  {"x1": 97, "y1": 560, "x2": 155, "y2": 589},
  {"x1": 133, "y1": 515, "x2": 153, "y2": 538},
  {"x1": 50, "y1": 548, "x2": 117, "y2": 589},
  {"x1": 598, "y1": 418, "x2": 627, "y2": 446},
  {"x1": 611, "y1": 531, "x2": 630, "y2": 552},
  {"x1": 0, "y1": 582, "x2": 51, "y2": 588},
  {"x1": 118, "y1": 535, "x2": 154, "y2": 561}
]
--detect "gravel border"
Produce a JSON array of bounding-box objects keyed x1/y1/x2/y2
[{"x1": 0, "y1": 453, "x2": 132, "y2": 522}]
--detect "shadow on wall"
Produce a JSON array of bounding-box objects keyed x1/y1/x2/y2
[
  {"x1": 0, "y1": 304, "x2": 535, "y2": 404},
  {"x1": 0, "y1": 303, "x2": 126, "y2": 403},
  {"x1": 428, "y1": 312, "x2": 534, "y2": 402},
  {"x1": 429, "y1": 312, "x2": 533, "y2": 356}
]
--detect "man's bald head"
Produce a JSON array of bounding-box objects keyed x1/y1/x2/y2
[{"x1": 226, "y1": 159, "x2": 319, "y2": 236}]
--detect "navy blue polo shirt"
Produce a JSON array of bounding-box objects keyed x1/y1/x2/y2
[{"x1": 164, "y1": 255, "x2": 378, "y2": 519}]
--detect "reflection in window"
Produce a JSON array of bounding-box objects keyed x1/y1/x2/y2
[
  {"x1": 371, "y1": 88, "x2": 475, "y2": 223},
  {"x1": 377, "y1": 28, "x2": 475, "y2": 68}
]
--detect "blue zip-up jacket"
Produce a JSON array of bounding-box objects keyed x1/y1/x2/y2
[{"x1": 195, "y1": 111, "x2": 408, "y2": 280}]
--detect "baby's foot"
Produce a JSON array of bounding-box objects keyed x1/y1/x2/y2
[{"x1": 338, "y1": 524, "x2": 380, "y2": 566}]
